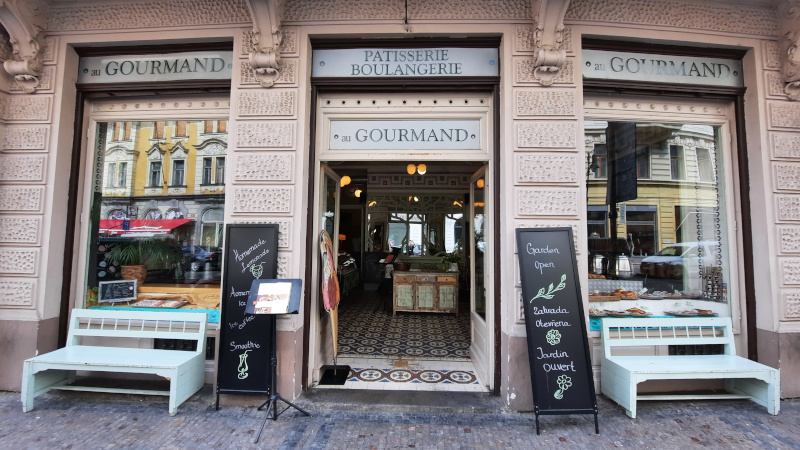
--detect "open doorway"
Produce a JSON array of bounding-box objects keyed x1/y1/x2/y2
[{"x1": 312, "y1": 161, "x2": 491, "y2": 392}]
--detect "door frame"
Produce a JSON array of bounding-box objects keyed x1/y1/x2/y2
[{"x1": 302, "y1": 81, "x2": 501, "y2": 394}]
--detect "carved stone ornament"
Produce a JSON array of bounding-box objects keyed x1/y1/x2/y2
[
  {"x1": 0, "y1": 0, "x2": 47, "y2": 94},
  {"x1": 779, "y1": 0, "x2": 800, "y2": 100},
  {"x1": 530, "y1": 0, "x2": 569, "y2": 86},
  {"x1": 245, "y1": 0, "x2": 284, "y2": 88}
]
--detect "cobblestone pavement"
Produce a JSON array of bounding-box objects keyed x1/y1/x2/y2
[{"x1": 1, "y1": 387, "x2": 798, "y2": 449}]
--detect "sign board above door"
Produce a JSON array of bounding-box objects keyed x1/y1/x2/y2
[
  {"x1": 329, "y1": 119, "x2": 481, "y2": 151},
  {"x1": 78, "y1": 51, "x2": 233, "y2": 84},
  {"x1": 312, "y1": 48, "x2": 499, "y2": 78},
  {"x1": 583, "y1": 49, "x2": 743, "y2": 87}
]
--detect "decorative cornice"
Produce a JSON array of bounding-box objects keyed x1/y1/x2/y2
[
  {"x1": 245, "y1": 0, "x2": 284, "y2": 88},
  {"x1": 779, "y1": 0, "x2": 800, "y2": 100},
  {"x1": 0, "y1": 0, "x2": 47, "y2": 94},
  {"x1": 530, "y1": 0, "x2": 569, "y2": 86}
]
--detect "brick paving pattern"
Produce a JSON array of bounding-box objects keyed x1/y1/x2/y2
[{"x1": 1, "y1": 388, "x2": 798, "y2": 449}]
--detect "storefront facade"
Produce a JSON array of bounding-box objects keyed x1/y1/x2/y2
[{"x1": 0, "y1": 0, "x2": 798, "y2": 411}]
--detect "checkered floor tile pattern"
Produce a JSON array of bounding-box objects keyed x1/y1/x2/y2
[
  {"x1": 315, "y1": 357, "x2": 488, "y2": 392},
  {"x1": 337, "y1": 289, "x2": 471, "y2": 360}
]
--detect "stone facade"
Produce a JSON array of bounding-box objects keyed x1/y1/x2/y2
[{"x1": 0, "y1": 0, "x2": 796, "y2": 404}]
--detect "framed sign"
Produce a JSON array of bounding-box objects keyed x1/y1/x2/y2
[
  {"x1": 246, "y1": 279, "x2": 302, "y2": 315},
  {"x1": 98, "y1": 280, "x2": 137, "y2": 303},
  {"x1": 516, "y1": 228, "x2": 598, "y2": 434},
  {"x1": 216, "y1": 224, "x2": 279, "y2": 404}
]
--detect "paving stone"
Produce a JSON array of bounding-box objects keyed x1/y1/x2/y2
[{"x1": 1, "y1": 387, "x2": 798, "y2": 449}]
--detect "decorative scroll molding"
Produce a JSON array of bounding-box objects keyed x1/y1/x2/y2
[
  {"x1": 245, "y1": 0, "x2": 284, "y2": 88},
  {"x1": 778, "y1": 1, "x2": 800, "y2": 100},
  {"x1": 530, "y1": 0, "x2": 570, "y2": 86},
  {"x1": 0, "y1": 0, "x2": 47, "y2": 93}
]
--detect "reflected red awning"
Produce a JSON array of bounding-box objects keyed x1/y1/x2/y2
[{"x1": 99, "y1": 219, "x2": 193, "y2": 235}]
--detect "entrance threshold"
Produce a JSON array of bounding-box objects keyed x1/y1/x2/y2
[{"x1": 313, "y1": 356, "x2": 489, "y2": 393}]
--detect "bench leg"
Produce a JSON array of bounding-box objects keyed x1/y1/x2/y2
[{"x1": 21, "y1": 363, "x2": 74, "y2": 413}]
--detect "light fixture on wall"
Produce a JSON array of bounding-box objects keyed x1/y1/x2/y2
[
  {"x1": 354, "y1": 189, "x2": 362, "y2": 197},
  {"x1": 405, "y1": 163, "x2": 428, "y2": 175},
  {"x1": 338, "y1": 234, "x2": 346, "y2": 241},
  {"x1": 477, "y1": 178, "x2": 485, "y2": 188},
  {"x1": 340, "y1": 175, "x2": 351, "y2": 187}
]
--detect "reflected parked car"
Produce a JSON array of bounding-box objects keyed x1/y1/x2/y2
[
  {"x1": 639, "y1": 241, "x2": 720, "y2": 290},
  {"x1": 182, "y1": 246, "x2": 221, "y2": 271}
]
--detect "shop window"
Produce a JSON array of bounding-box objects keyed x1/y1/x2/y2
[
  {"x1": 670, "y1": 145, "x2": 686, "y2": 180},
  {"x1": 585, "y1": 119, "x2": 730, "y2": 304},
  {"x1": 172, "y1": 160, "x2": 185, "y2": 186},
  {"x1": 87, "y1": 119, "x2": 228, "y2": 311}
]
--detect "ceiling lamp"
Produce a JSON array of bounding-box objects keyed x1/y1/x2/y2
[
  {"x1": 354, "y1": 189, "x2": 362, "y2": 197},
  {"x1": 413, "y1": 196, "x2": 419, "y2": 202},
  {"x1": 477, "y1": 178, "x2": 485, "y2": 188},
  {"x1": 417, "y1": 163, "x2": 427, "y2": 175},
  {"x1": 453, "y1": 200, "x2": 463, "y2": 207},
  {"x1": 406, "y1": 163, "x2": 428, "y2": 175},
  {"x1": 340, "y1": 175, "x2": 351, "y2": 187},
  {"x1": 407, "y1": 164, "x2": 416, "y2": 175},
  {"x1": 369, "y1": 201, "x2": 377, "y2": 207}
]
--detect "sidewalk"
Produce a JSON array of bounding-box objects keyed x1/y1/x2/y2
[{"x1": 1, "y1": 386, "x2": 798, "y2": 449}]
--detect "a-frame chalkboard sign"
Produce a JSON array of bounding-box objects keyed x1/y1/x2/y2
[
  {"x1": 515, "y1": 228, "x2": 599, "y2": 434},
  {"x1": 216, "y1": 224, "x2": 279, "y2": 408}
]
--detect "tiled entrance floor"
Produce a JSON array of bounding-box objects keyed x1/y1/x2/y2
[{"x1": 314, "y1": 356, "x2": 489, "y2": 392}]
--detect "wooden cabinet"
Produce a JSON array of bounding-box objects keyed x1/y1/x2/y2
[{"x1": 392, "y1": 271, "x2": 458, "y2": 315}]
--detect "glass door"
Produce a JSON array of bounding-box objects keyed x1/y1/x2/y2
[{"x1": 469, "y1": 165, "x2": 492, "y2": 387}]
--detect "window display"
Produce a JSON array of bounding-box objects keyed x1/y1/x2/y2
[
  {"x1": 585, "y1": 120, "x2": 730, "y2": 318},
  {"x1": 85, "y1": 120, "x2": 227, "y2": 310}
]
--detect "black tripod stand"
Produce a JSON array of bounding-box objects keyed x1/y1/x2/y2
[{"x1": 254, "y1": 315, "x2": 310, "y2": 444}]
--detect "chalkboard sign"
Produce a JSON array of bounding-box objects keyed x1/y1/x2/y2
[
  {"x1": 515, "y1": 228, "x2": 598, "y2": 434},
  {"x1": 216, "y1": 224, "x2": 279, "y2": 404},
  {"x1": 98, "y1": 280, "x2": 137, "y2": 303}
]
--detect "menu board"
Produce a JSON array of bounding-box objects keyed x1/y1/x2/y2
[
  {"x1": 515, "y1": 228, "x2": 598, "y2": 433},
  {"x1": 216, "y1": 224, "x2": 279, "y2": 402},
  {"x1": 98, "y1": 280, "x2": 137, "y2": 303}
]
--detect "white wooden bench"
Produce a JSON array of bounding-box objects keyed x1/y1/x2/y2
[
  {"x1": 600, "y1": 317, "x2": 780, "y2": 418},
  {"x1": 21, "y1": 309, "x2": 208, "y2": 416}
]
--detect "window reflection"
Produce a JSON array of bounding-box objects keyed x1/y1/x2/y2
[
  {"x1": 86, "y1": 120, "x2": 227, "y2": 310},
  {"x1": 586, "y1": 120, "x2": 730, "y2": 316}
]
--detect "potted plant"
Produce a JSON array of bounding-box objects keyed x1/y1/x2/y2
[
  {"x1": 441, "y1": 251, "x2": 462, "y2": 272},
  {"x1": 104, "y1": 237, "x2": 183, "y2": 286}
]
